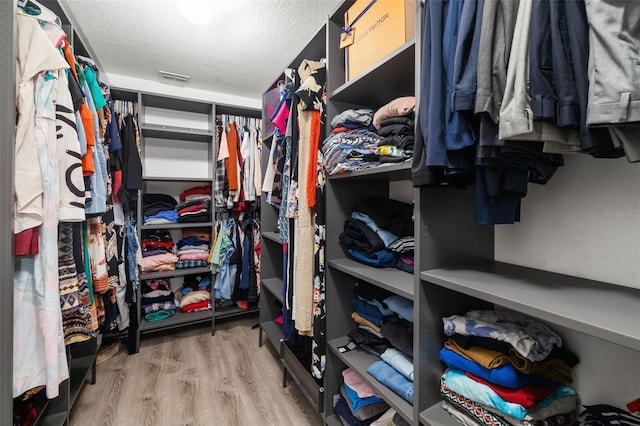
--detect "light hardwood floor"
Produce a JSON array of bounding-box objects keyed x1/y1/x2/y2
[{"x1": 70, "y1": 316, "x2": 324, "y2": 426}]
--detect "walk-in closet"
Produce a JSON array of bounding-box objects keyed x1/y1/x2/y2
[{"x1": 3, "y1": 0, "x2": 639, "y2": 425}]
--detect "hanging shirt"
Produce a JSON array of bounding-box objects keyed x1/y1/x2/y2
[{"x1": 14, "y1": 11, "x2": 70, "y2": 235}]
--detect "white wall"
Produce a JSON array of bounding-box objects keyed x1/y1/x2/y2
[
  {"x1": 495, "y1": 155, "x2": 640, "y2": 289},
  {"x1": 104, "y1": 72, "x2": 261, "y2": 110}
]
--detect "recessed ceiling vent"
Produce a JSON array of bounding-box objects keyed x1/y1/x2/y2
[{"x1": 159, "y1": 70, "x2": 191, "y2": 82}]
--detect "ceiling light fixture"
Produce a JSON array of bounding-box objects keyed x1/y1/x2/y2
[
  {"x1": 179, "y1": 0, "x2": 214, "y2": 26},
  {"x1": 159, "y1": 70, "x2": 191, "y2": 82}
]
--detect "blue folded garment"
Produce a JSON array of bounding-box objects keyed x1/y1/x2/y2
[
  {"x1": 348, "y1": 248, "x2": 396, "y2": 268},
  {"x1": 343, "y1": 382, "x2": 385, "y2": 412},
  {"x1": 439, "y1": 346, "x2": 532, "y2": 389},
  {"x1": 333, "y1": 396, "x2": 367, "y2": 426},
  {"x1": 383, "y1": 295, "x2": 414, "y2": 323},
  {"x1": 367, "y1": 361, "x2": 414, "y2": 404},
  {"x1": 351, "y1": 296, "x2": 398, "y2": 327},
  {"x1": 381, "y1": 348, "x2": 414, "y2": 382},
  {"x1": 144, "y1": 210, "x2": 179, "y2": 223},
  {"x1": 443, "y1": 368, "x2": 576, "y2": 420}
]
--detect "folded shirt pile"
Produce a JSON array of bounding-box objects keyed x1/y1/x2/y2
[
  {"x1": 339, "y1": 197, "x2": 414, "y2": 273},
  {"x1": 345, "y1": 283, "x2": 415, "y2": 406},
  {"x1": 323, "y1": 98, "x2": 415, "y2": 176},
  {"x1": 143, "y1": 193, "x2": 178, "y2": 224},
  {"x1": 175, "y1": 274, "x2": 212, "y2": 313},
  {"x1": 373, "y1": 96, "x2": 415, "y2": 160},
  {"x1": 333, "y1": 368, "x2": 390, "y2": 426},
  {"x1": 439, "y1": 310, "x2": 580, "y2": 425},
  {"x1": 177, "y1": 186, "x2": 212, "y2": 223},
  {"x1": 141, "y1": 229, "x2": 178, "y2": 273},
  {"x1": 140, "y1": 278, "x2": 176, "y2": 320},
  {"x1": 175, "y1": 229, "x2": 210, "y2": 270}
]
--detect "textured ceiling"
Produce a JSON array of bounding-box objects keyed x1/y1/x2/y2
[{"x1": 59, "y1": 0, "x2": 343, "y2": 101}]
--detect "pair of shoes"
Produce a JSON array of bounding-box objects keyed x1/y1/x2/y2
[{"x1": 215, "y1": 299, "x2": 236, "y2": 311}]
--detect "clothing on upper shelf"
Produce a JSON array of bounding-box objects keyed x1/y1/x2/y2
[{"x1": 413, "y1": 0, "x2": 638, "y2": 225}]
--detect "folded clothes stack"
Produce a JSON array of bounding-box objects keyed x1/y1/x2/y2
[
  {"x1": 140, "y1": 278, "x2": 176, "y2": 321},
  {"x1": 347, "y1": 282, "x2": 415, "y2": 406},
  {"x1": 175, "y1": 274, "x2": 211, "y2": 313},
  {"x1": 143, "y1": 193, "x2": 178, "y2": 224},
  {"x1": 177, "y1": 186, "x2": 211, "y2": 223},
  {"x1": 323, "y1": 98, "x2": 415, "y2": 176},
  {"x1": 373, "y1": 96, "x2": 415, "y2": 161},
  {"x1": 439, "y1": 310, "x2": 580, "y2": 425},
  {"x1": 175, "y1": 229, "x2": 210, "y2": 270},
  {"x1": 339, "y1": 197, "x2": 414, "y2": 273},
  {"x1": 333, "y1": 368, "x2": 390, "y2": 426},
  {"x1": 141, "y1": 229, "x2": 177, "y2": 273}
]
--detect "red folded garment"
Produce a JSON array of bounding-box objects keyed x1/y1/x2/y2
[
  {"x1": 181, "y1": 300, "x2": 211, "y2": 313},
  {"x1": 142, "y1": 240, "x2": 174, "y2": 251},
  {"x1": 177, "y1": 204, "x2": 208, "y2": 215},
  {"x1": 466, "y1": 372, "x2": 557, "y2": 410},
  {"x1": 180, "y1": 186, "x2": 211, "y2": 202}
]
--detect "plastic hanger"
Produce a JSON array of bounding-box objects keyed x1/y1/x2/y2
[{"x1": 23, "y1": 0, "x2": 60, "y2": 24}]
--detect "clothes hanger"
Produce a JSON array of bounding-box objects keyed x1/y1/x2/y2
[
  {"x1": 77, "y1": 55, "x2": 98, "y2": 71},
  {"x1": 23, "y1": 0, "x2": 60, "y2": 25}
]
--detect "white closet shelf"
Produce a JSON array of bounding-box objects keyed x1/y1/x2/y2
[
  {"x1": 261, "y1": 278, "x2": 284, "y2": 304},
  {"x1": 139, "y1": 309, "x2": 211, "y2": 333},
  {"x1": 140, "y1": 266, "x2": 211, "y2": 280},
  {"x1": 420, "y1": 403, "x2": 459, "y2": 426},
  {"x1": 420, "y1": 261, "x2": 640, "y2": 350},
  {"x1": 262, "y1": 231, "x2": 282, "y2": 244},
  {"x1": 328, "y1": 258, "x2": 414, "y2": 300},
  {"x1": 141, "y1": 222, "x2": 212, "y2": 230},
  {"x1": 140, "y1": 124, "x2": 213, "y2": 143},
  {"x1": 328, "y1": 39, "x2": 415, "y2": 107},
  {"x1": 328, "y1": 161, "x2": 412, "y2": 181},
  {"x1": 328, "y1": 336, "x2": 413, "y2": 425}
]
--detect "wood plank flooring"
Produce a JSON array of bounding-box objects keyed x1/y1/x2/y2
[{"x1": 70, "y1": 316, "x2": 324, "y2": 426}]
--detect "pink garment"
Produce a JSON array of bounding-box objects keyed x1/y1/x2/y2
[
  {"x1": 272, "y1": 102, "x2": 290, "y2": 134},
  {"x1": 141, "y1": 253, "x2": 178, "y2": 272},
  {"x1": 150, "y1": 263, "x2": 176, "y2": 272},
  {"x1": 342, "y1": 368, "x2": 382, "y2": 399},
  {"x1": 179, "y1": 252, "x2": 210, "y2": 262},
  {"x1": 372, "y1": 96, "x2": 416, "y2": 130},
  {"x1": 217, "y1": 127, "x2": 229, "y2": 161}
]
